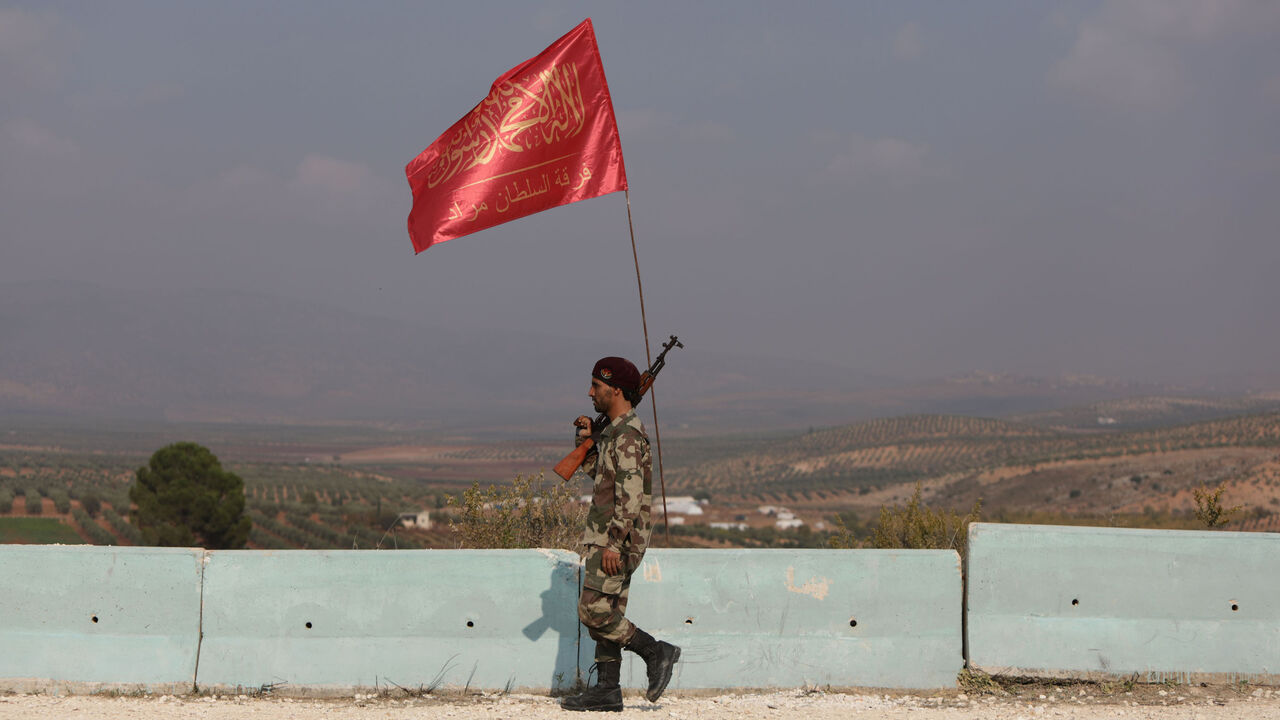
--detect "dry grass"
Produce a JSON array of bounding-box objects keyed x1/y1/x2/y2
[{"x1": 447, "y1": 473, "x2": 586, "y2": 551}]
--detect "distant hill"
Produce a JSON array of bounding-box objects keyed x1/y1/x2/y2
[
  {"x1": 1012, "y1": 395, "x2": 1280, "y2": 431},
  {"x1": 823, "y1": 371, "x2": 1175, "y2": 420},
  {"x1": 2, "y1": 284, "x2": 1271, "y2": 433},
  {"x1": 668, "y1": 412, "x2": 1280, "y2": 499}
]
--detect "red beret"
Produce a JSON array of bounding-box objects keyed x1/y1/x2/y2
[{"x1": 592, "y1": 356, "x2": 641, "y2": 393}]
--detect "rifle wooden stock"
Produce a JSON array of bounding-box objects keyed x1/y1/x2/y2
[
  {"x1": 554, "y1": 438, "x2": 596, "y2": 481},
  {"x1": 554, "y1": 335, "x2": 681, "y2": 482}
]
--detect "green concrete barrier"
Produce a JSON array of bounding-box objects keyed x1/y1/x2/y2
[
  {"x1": 0, "y1": 545, "x2": 204, "y2": 693},
  {"x1": 967, "y1": 522, "x2": 1280, "y2": 682},
  {"x1": 195, "y1": 549, "x2": 582, "y2": 693},
  {"x1": 608, "y1": 549, "x2": 964, "y2": 690}
]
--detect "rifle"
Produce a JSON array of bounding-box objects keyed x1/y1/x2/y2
[{"x1": 553, "y1": 335, "x2": 683, "y2": 481}]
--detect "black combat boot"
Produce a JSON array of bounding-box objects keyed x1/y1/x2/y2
[
  {"x1": 625, "y1": 628, "x2": 681, "y2": 702},
  {"x1": 560, "y1": 661, "x2": 622, "y2": 712}
]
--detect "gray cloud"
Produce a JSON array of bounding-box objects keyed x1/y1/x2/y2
[
  {"x1": 5, "y1": 118, "x2": 78, "y2": 158},
  {"x1": 1051, "y1": 0, "x2": 1280, "y2": 109},
  {"x1": 0, "y1": 7, "x2": 68, "y2": 91},
  {"x1": 617, "y1": 109, "x2": 736, "y2": 144},
  {"x1": 892, "y1": 22, "x2": 924, "y2": 62},
  {"x1": 825, "y1": 133, "x2": 942, "y2": 187}
]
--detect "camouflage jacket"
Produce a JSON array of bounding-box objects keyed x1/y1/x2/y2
[{"x1": 579, "y1": 409, "x2": 652, "y2": 564}]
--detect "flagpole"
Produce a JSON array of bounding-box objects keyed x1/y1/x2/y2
[{"x1": 624, "y1": 189, "x2": 670, "y2": 547}]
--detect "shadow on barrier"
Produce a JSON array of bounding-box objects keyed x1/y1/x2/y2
[{"x1": 522, "y1": 556, "x2": 583, "y2": 691}]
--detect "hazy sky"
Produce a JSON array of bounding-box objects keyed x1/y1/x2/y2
[{"x1": 4, "y1": 1, "x2": 1279, "y2": 385}]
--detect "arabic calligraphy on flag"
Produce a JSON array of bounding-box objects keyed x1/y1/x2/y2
[{"x1": 405, "y1": 18, "x2": 627, "y2": 253}]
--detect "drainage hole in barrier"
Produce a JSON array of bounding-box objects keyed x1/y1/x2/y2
[
  {"x1": 849, "y1": 619, "x2": 858, "y2": 628},
  {"x1": 466, "y1": 620, "x2": 475, "y2": 628},
  {"x1": 684, "y1": 617, "x2": 694, "y2": 625},
  {"x1": 1231, "y1": 603, "x2": 1239, "y2": 612},
  {"x1": 1072, "y1": 598, "x2": 1079, "y2": 606},
  {"x1": 305, "y1": 621, "x2": 313, "y2": 629},
  {"x1": 91, "y1": 615, "x2": 99, "y2": 624}
]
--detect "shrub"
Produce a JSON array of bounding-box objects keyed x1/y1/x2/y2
[
  {"x1": 25, "y1": 488, "x2": 42, "y2": 515},
  {"x1": 0, "y1": 488, "x2": 12, "y2": 514},
  {"x1": 827, "y1": 512, "x2": 866, "y2": 549},
  {"x1": 448, "y1": 473, "x2": 585, "y2": 551},
  {"x1": 286, "y1": 511, "x2": 345, "y2": 547},
  {"x1": 246, "y1": 509, "x2": 329, "y2": 549},
  {"x1": 870, "y1": 482, "x2": 981, "y2": 561},
  {"x1": 81, "y1": 493, "x2": 102, "y2": 518},
  {"x1": 102, "y1": 491, "x2": 131, "y2": 514},
  {"x1": 72, "y1": 506, "x2": 118, "y2": 545},
  {"x1": 1193, "y1": 482, "x2": 1241, "y2": 528},
  {"x1": 103, "y1": 508, "x2": 143, "y2": 544},
  {"x1": 249, "y1": 524, "x2": 290, "y2": 550},
  {"x1": 51, "y1": 489, "x2": 71, "y2": 514}
]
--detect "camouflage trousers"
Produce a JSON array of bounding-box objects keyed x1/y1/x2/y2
[{"x1": 578, "y1": 545, "x2": 638, "y2": 663}]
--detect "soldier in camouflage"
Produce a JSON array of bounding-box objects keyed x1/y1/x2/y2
[{"x1": 560, "y1": 357, "x2": 681, "y2": 713}]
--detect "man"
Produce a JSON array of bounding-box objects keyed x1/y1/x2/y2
[{"x1": 561, "y1": 356, "x2": 681, "y2": 712}]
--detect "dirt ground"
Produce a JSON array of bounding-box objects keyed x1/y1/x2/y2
[{"x1": 3, "y1": 683, "x2": 1278, "y2": 720}]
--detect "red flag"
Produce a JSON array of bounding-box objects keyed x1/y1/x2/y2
[{"x1": 405, "y1": 19, "x2": 628, "y2": 254}]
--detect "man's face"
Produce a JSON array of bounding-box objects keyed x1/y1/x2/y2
[{"x1": 589, "y1": 377, "x2": 616, "y2": 413}]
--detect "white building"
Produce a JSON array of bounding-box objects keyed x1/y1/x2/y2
[
  {"x1": 397, "y1": 511, "x2": 431, "y2": 529},
  {"x1": 661, "y1": 496, "x2": 704, "y2": 516}
]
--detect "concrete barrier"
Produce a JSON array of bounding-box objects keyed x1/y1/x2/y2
[
  {"x1": 966, "y1": 522, "x2": 1280, "y2": 682},
  {"x1": 195, "y1": 549, "x2": 582, "y2": 693},
  {"x1": 44, "y1": 527, "x2": 1280, "y2": 693},
  {"x1": 606, "y1": 549, "x2": 963, "y2": 690},
  {"x1": 0, "y1": 545, "x2": 204, "y2": 693}
]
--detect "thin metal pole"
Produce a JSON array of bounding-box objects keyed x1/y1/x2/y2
[{"x1": 625, "y1": 189, "x2": 670, "y2": 546}]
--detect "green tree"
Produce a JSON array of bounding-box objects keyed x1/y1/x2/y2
[
  {"x1": 80, "y1": 493, "x2": 102, "y2": 518},
  {"x1": 129, "y1": 442, "x2": 251, "y2": 548},
  {"x1": 51, "y1": 489, "x2": 71, "y2": 514},
  {"x1": 25, "y1": 488, "x2": 42, "y2": 515}
]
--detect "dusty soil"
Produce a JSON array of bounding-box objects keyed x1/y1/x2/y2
[
  {"x1": 2, "y1": 684, "x2": 1278, "y2": 720},
  {"x1": 757, "y1": 447, "x2": 1280, "y2": 532}
]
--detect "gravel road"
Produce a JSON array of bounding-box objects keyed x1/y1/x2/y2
[{"x1": 3, "y1": 686, "x2": 1279, "y2": 720}]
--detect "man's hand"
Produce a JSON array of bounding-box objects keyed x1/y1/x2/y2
[
  {"x1": 601, "y1": 547, "x2": 623, "y2": 575},
  {"x1": 573, "y1": 415, "x2": 593, "y2": 439}
]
